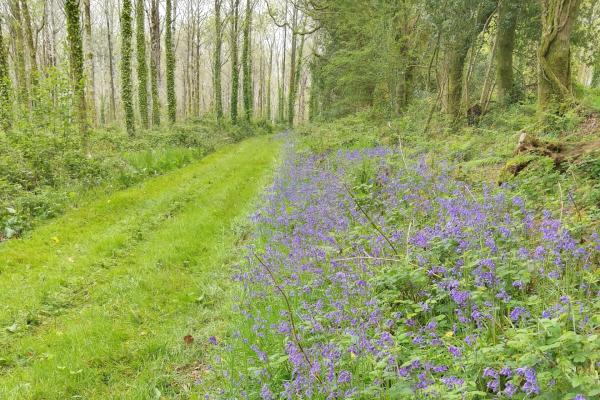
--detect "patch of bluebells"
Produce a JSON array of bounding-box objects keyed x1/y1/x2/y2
[{"x1": 215, "y1": 140, "x2": 599, "y2": 399}]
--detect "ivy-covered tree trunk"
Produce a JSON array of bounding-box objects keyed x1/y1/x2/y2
[
  {"x1": 65, "y1": 0, "x2": 88, "y2": 136},
  {"x1": 120, "y1": 0, "x2": 135, "y2": 136},
  {"x1": 150, "y1": 0, "x2": 161, "y2": 126},
  {"x1": 230, "y1": 0, "x2": 241, "y2": 124},
  {"x1": 214, "y1": 0, "x2": 223, "y2": 121},
  {"x1": 165, "y1": 0, "x2": 177, "y2": 123},
  {"x1": 496, "y1": 0, "x2": 518, "y2": 105},
  {"x1": 136, "y1": 0, "x2": 149, "y2": 128},
  {"x1": 83, "y1": 0, "x2": 97, "y2": 125},
  {"x1": 538, "y1": 0, "x2": 581, "y2": 111},
  {"x1": 0, "y1": 20, "x2": 12, "y2": 131},
  {"x1": 105, "y1": 2, "x2": 117, "y2": 122},
  {"x1": 241, "y1": 0, "x2": 252, "y2": 121},
  {"x1": 287, "y1": 7, "x2": 298, "y2": 126}
]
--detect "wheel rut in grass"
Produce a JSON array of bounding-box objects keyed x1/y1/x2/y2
[{"x1": 0, "y1": 135, "x2": 281, "y2": 399}]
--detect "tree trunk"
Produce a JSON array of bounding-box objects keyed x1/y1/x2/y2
[
  {"x1": 65, "y1": 0, "x2": 88, "y2": 136},
  {"x1": 266, "y1": 35, "x2": 274, "y2": 121},
  {"x1": 289, "y1": 22, "x2": 305, "y2": 126},
  {"x1": 20, "y1": 0, "x2": 38, "y2": 83},
  {"x1": 105, "y1": 2, "x2": 117, "y2": 122},
  {"x1": 287, "y1": 7, "x2": 298, "y2": 126},
  {"x1": 496, "y1": 0, "x2": 518, "y2": 105},
  {"x1": 120, "y1": 0, "x2": 135, "y2": 136},
  {"x1": 165, "y1": 0, "x2": 177, "y2": 123},
  {"x1": 538, "y1": 0, "x2": 581, "y2": 111},
  {"x1": 149, "y1": 0, "x2": 161, "y2": 126},
  {"x1": 278, "y1": 0, "x2": 288, "y2": 123},
  {"x1": 0, "y1": 20, "x2": 12, "y2": 131},
  {"x1": 445, "y1": 4, "x2": 496, "y2": 122},
  {"x1": 83, "y1": 0, "x2": 97, "y2": 125},
  {"x1": 136, "y1": 0, "x2": 149, "y2": 128},
  {"x1": 241, "y1": 0, "x2": 252, "y2": 121},
  {"x1": 446, "y1": 45, "x2": 468, "y2": 120},
  {"x1": 214, "y1": 0, "x2": 223, "y2": 121},
  {"x1": 230, "y1": 0, "x2": 240, "y2": 123},
  {"x1": 9, "y1": 0, "x2": 28, "y2": 107}
]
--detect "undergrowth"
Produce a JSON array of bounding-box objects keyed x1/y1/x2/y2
[{"x1": 0, "y1": 117, "x2": 274, "y2": 239}]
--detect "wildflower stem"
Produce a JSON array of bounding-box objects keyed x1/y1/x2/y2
[{"x1": 253, "y1": 252, "x2": 323, "y2": 384}]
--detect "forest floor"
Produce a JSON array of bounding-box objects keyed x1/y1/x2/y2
[{"x1": 0, "y1": 135, "x2": 281, "y2": 399}]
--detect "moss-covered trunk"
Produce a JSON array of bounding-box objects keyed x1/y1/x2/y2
[
  {"x1": 496, "y1": 0, "x2": 518, "y2": 104},
  {"x1": 538, "y1": 0, "x2": 581, "y2": 111},
  {"x1": 446, "y1": 44, "x2": 469, "y2": 120}
]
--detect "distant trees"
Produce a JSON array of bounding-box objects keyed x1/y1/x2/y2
[{"x1": 0, "y1": 0, "x2": 594, "y2": 135}]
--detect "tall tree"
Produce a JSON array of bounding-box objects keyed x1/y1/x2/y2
[
  {"x1": 83, "y1": 0, "x2": 97, "y2": 124},
  {"x1": 20, "y1": 0, "x2": 37, "y2": 83},
  {"x1": 165, "y1": 0, "x2": 177, "y2": 123},
  {"x1": 230, "y1": 0, "x2": 241, "y2": 123},
  {"x1": 65, "y1": 0, "x2": 88, "y2": 136},
  {"x1": 214, "y1": 0, "x2": 224, "y2": 121},
  {"x1": 286, "y1": 7, "x2": 298, "y2": 126},
  {"x1": 241, "y1": 0, "x2": 253, "y2": 121},
  {"x1": 443, "y1": 0, "x2": 496, "y2": 121},
  {"x1": 120, "y1": 0, "x2": 135, "y2": 135},
  {"x1": 266, "y1": 34, "x2": 274, "y2": 121},
  {"x1": 136, "y1": 0, "x2": 149, "y2": 128},
  {"x1": 278, "y1": 0, "x2": 288, "y2": 122},
  {"x1": 149, "y1": 0, "x2": 161, "y2": 126},
  {"x1": 0, "y1": 19, "x2": 12, "y2": 131},
  {"x1": 105, "y1": 1, "x2": 117, "y2": 122},
  {"x1": 496, "y1": 0, "x2": 519, "y2": 104},
  {"x1": 9, "y1": 0, "x2": 28, "y2": 107},
  {"x1": 538, "y1": 0, "x2": 582, "y2": 111}
]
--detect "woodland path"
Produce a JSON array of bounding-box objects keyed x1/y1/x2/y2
[{"x1": 0, "y1": 135, "x2": 281, "y2": 399}]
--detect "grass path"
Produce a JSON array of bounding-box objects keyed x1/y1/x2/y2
[{"x1": 0, "y1": 135, "x2": 281, "y2": 399}]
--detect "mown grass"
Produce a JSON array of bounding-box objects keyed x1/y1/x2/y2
[{"x1": 0, "y1": 135, "x2": 281, "y2": 399}]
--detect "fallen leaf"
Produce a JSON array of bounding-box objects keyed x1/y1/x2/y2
[{"x1": 183, "y1": 335, "x2": 194, "y2": 345}]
